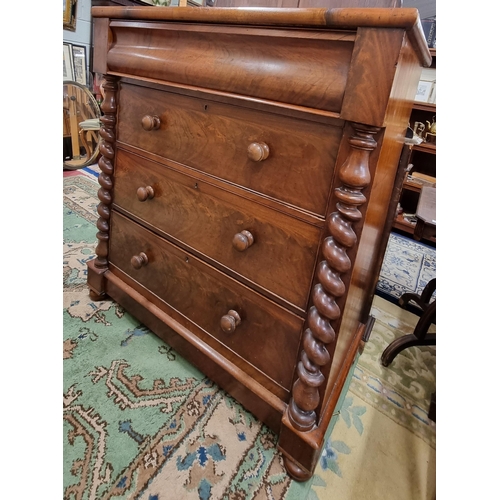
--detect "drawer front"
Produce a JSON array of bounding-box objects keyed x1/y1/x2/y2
[
  {"x1": 117, "y1": 83, "x2": 342, "y2": 216},
  {"x1": 113, "y1": 149, "x2": 320, "y2": 311},
  {"x1": 109, "y1": 211, "x2": 304, "y2": 390},
  {"x1": 108, "y1": 23, "x2": 353, "y2": 113}
]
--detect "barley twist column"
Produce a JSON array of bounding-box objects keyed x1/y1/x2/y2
[
  {"x1": 287, "y1": 123, "x2": 380, "y2": 432},
  {"x1": 94, "y1": 76, "x2": 118, "y2": 270}
]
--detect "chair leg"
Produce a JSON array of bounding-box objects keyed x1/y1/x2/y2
[
  {"x1": 79, "y1": 128, "x2": 92, "y2": 161},
  {"x1": 381, "y1": 332, "x2": 436, "y2": 367},
  {"x1": 381, "y1": 300, "x2": 436, "y2": 367},
  {"x1": 428, "y1": 392, "x2": 436, "y2": 422},
  {"x1": 413, "y1": 300, "x2": 436, "y2": 340},
  {"x1": 420, "y1": 278, "x2": 436, "y2": 304},
  {"x1": 399, "y1": 278, "x2": 436, "y2": 312}
]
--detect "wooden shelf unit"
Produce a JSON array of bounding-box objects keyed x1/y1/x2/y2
[
  {"x1": 412, "y1": 142, "x2": 436, "y2": 154},
  {"x1": 412, "y1": 101, "x2": 436, "y2": 113},
  {"x1": 393, "y1": 49, "x2": 436, "y2": 243},
  {"x1": 402, "y1": 179, "x2": 423, "y2": 193},
  {"x1": 393, "y1": 213, "x2": 416, "y2": 232}
]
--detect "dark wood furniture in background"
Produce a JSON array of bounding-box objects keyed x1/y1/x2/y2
[
  {"x1": 88, "y1": 6, "x2": 430, "y2": 481},
  {"x1": 414, "y1": 185, "x2": 436, "y2": 241},
  {"x1": 381, "y1": 277, "x2": 436, "y2": 420},
  {"x1": 393, "y1": 48, "x2": 436, "y2": 242},
  {"x1": 381, "y1": 277, "x2": 436, "y2": 367}
]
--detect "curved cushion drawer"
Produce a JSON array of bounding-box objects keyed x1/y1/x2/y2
[
  {"x1": 108, "y1": 211, "x2": 304, "y2": 391},
  {"x1": 108, "y1": 22, "x2": 353, "y2": 113},
  {"x1": 117, "y1": 83, "x2": 342, "y2": 216},
  {"x1": 113, "y1": 149, "x2": 320, "y2": 311}
]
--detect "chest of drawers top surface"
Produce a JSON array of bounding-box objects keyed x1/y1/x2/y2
[
  {"x1": 88, "y1": 6, "x2": 429, "y2": 482},
  {"x1": 92, "y1": 7, "x2": 431, "y2": 120}
]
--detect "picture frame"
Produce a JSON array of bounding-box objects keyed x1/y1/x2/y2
[
  {"x1": 63, "y1": 43, "x2": 75, "y2": 81},
  {"x1": 414, "y1": 80, "x2": 433, "y2": 103},
  {"x1": 72, "y1": 44, "x2": 87, "y2": 87},
  {"x1": 64, "y1": 0, "x2": 77, "y2": 32}
]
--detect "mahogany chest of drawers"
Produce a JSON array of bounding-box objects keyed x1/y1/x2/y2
[{"x1": 87, "y1": 6, "x2": 430, "y2": 480}]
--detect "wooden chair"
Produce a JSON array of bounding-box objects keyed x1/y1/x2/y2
[
  {"x1": 381, "y1": 278, "x2": 436, "y2": 421},
  {"x1": 78, "y1": 118, "x2": 101, "y2": 163},
  {"x1": 63, "y1": 81, "x2": 101, "y2": 169},
  {"x1": 381, "y1": 278, "x2": 436, "y2": 366}
]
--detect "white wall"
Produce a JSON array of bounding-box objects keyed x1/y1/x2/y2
[{"x1": 63, "y1": 0, "x2": 93, "y2": 86}]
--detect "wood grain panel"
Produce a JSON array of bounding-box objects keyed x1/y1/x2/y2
[
  {"x1": 215, "y1": 0, "x2": 400, "y2": 5},
  {"x1": 298, "y1": 0, "x2": 400, "y2": 6},
  {"x1": 117, "y1": 83, "x2": 342, "y2": 215},
  {"x1": 91, "y1": 7, "x2": 431, "y2": 67},
  {"x1": 341, "y1": 27, "x2": 405, "y2": 126},
  {"x1": 92, "y1": 17, "x2": 110, "y2": 74},
  {"x1": 213, "y1": 0, "x2": 298, "y2": 6},
  {"x1": 103, "y1": 270, "x2": 287, "y2": 431},
  {"x1": 107, "y1": 22, "x2": 353, "y2": 112},
  {"x1": 113, "y1": 149, "x2": 321, "y2": 310},
  {"x1": 108, "y1": 211, "x2": 304, "y2": 390}
]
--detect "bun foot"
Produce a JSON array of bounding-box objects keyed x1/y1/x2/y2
[
  {"x1": 284, "y1": 457, "x2": 313, "y2": 482},
  {"x1": 88, "y1": 288, "x2": 108, "y2": 301}
]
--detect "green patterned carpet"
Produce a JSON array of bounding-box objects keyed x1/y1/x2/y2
[{"x1": 63, "y1": 171, "x2": 436, "y2": 500}]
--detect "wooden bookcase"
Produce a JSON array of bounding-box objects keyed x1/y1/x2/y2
[{"x1": 393, "y1": 48, "x2": 436, "y2": 243}]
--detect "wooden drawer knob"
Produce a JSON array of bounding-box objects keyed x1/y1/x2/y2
[
  {"x1": 232, "y1": 230, "x2": 254, "y2": 252},
  {"x1": 220, "y1": 310, "x2": 241, "y2": 334},
  {"x1": 136, "y1": 186, "x2": 155, "y2": 202},
  {"x1": 247, "y1": 142, "x2": 269, "y2": 162},
  {"x1": 131, "y1": 252, "x2": 149, "y2": 269},
  {"x1": 141, "y1": 114, "x2": 161, "y2": 131}
]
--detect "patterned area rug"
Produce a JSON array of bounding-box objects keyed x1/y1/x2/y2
[
  {"x1": 376, "y1": 233, "x2": 436, "y2": 303},
  {"x1": 63, "y1": 172, "x2": 436, "y2": 500}
]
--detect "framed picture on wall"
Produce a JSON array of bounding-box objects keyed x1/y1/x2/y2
[
  {"x1": 63, "y1": 43, "x2": 74, "y2": 81},
  {"x1": 414, "y1": 80, "x2": 433, "y2": 103},
  {"x1": 64, "y1": 0, "x2": 77, "y2": 31},
  {"x1": 72, "y1": 44, "x2": 87, "y2": 86}
]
